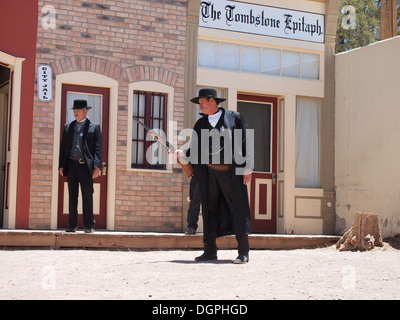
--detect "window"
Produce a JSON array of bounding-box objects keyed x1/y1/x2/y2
[
  {"x1": 295, "y1": 96, "x2": 321, "y2": 188},
  {"x1": 301, "y1": 53, "x2": 320, "y2": 80},
  {"x1": 262, "y1": 48, "x2": 281, "y2": 75},
  {"x1": 220, "y1": 42, "x2": 240, "y2": 71},
  {"x1": 198, "y1": 39, "x2": 321, "y2": 80},
  {"x1": 198, "y1": 39, "x2": 219, "y2": 68},
  {"x1": 132, "y1": 91, "x2": 167, "y2": 170},
  {"x1": 241, "y1": 45, "x2": 260, "y2": 73},
  {"x1": 282, "y1": 50, "x2": 300, "y2": 78}
]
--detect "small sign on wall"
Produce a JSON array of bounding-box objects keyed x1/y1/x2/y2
[{"x1": 37, "y1": 65, "x2": 53, "y2": 101}]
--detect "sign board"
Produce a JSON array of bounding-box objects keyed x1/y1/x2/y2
[
  {"x1": 199, "y1": 0, "x2": 325, "y2": 43},
  {"x1": 37, "y1": 65, "x2": 53, "y2": 101}
]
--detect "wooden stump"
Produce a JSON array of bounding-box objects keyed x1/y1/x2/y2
[{"x1": 336, "y1": 212, "x2": 383, "y2": 251}]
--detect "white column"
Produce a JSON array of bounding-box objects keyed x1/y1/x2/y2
[
  {"x1": 283, "y1": 94, "x2": 296, "y2": 234},
  {"x1": 227, "y1": 88, "x2": 237, "y2": 111}
]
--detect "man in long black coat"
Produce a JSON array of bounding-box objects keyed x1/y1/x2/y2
[
  {"x1": 59, "y1": 99, "x2": 102, "y2": 233},
  {"x1": 179, "y1": 88, "x2": 253, "y2": 264}
]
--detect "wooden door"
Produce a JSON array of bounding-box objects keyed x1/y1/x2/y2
[
  {"x1": 238, "y1": 95, "x2": 277, "y2": 233},
  {"x1": 58, "y1": 84, "x2": 109, "y2": 229}
]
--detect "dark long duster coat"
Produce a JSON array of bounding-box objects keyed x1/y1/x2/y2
[{"x1": 187, "y1": 108, "x2": 252, "y2": 238}]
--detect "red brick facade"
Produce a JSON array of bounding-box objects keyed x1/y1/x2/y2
[{"x1": 30, "y1": 0, "x2": 188, "y2": 231}]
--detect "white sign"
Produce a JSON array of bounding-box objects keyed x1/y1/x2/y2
[
  {"x1": 37, "y1": 65, "x2": 53, "y2": 101},
  {"x1": 199, "y1": 0, "x2": 325, "y2": 43}
]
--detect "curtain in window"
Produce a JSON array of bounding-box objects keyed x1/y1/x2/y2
[
  {"x1": 262, "y1": 48, "x2": 281, "y2": 75},
  {"x1": 301, "y1": 53, "x2": 320, "y2": 80},
  {"x1": 241, "y1": 45, "x2": 260, "y2": 73},
  {"x1": 295, "y1": 97, "x2": 320, "y2": 188},
  {"x1": 282, "y1": 51, "x2": 300, "y2": 78},
  {"x1": 197, "y1": 40, "x2": 321, "y2": 80},
  {"x1": 198, "y1": 39, "x2": 219, "y2": 68},
  {"x1": 220, "y1": 42, "x2": 240, "y2": 71}
]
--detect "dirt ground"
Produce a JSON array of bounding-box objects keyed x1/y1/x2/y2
[{"x1": 0, "y1": 239, "x2": 399, "y2": 301}]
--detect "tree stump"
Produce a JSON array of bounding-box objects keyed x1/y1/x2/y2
[{"x1": 336, "y1": 212, "x2": 383, "y2": 251}]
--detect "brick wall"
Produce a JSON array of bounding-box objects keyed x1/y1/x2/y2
[{"x1": 30, "y1": 0, "x2": 188, "y2": 231}]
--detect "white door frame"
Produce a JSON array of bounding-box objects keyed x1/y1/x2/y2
[
  {"x1": 0, "y1": 51, "x2": 25, "y2": 229},
  {"x1": 51, "y1": 71, "x2": 118, "y2": 230}
]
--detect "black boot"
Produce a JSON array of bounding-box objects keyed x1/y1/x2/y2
[{"x1": 195, "y1": 252, "x2": 218, "y2": 261}]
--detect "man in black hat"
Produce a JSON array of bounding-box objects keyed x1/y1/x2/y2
[
  {"x1": 177, "y1": 88, "x2": 253, "y2": 264},
  {"x1": 59, "y1": 99, "x2": 102, "y2": 233}
]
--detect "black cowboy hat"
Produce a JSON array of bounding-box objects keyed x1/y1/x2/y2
[
  {"x1": 69, "y1": 99, "x2": 92, "y2": 110},
  {"x1": 190, "y1": 88, "x2": 226, "y2": 104}
]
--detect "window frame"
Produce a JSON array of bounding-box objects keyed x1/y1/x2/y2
[
  {"x1": 127, "y1": 81, "x2": 175, "y2": 174},
  {"x1": 131, "y1": 90, "x2": 167, "y2": 170}
]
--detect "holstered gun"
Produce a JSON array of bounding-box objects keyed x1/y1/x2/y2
[{"x1": 177, "y1": 158, "x2": 194, "y2": 178}]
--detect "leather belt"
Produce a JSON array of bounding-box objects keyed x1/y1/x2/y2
[
  {"x1": 206, "y1": 164, "x2": 232, "y2": 171},
  {"x1": 69, "y1": 157, "x2": 86, "y2": 164}
]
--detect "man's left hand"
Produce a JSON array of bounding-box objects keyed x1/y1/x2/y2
[{"x1": 243, "y1": 168, "x2": 252, "y2": 185}]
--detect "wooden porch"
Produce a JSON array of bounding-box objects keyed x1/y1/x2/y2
[{"x1": 0, "y1": 229, "x2": 340, "y2": 250}]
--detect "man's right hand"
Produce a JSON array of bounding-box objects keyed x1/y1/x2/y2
[
  {"x1": 174, "y1": 149, "x2": 188, "y2": 165},
  {"x1": 59, "y1": 168, "x2": 64, "y2": 176}
]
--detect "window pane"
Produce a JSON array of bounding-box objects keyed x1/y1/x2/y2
[
  {"x1": 238, "y1": 101, "x2": 271, "y2": 172},
  {"x1": 152, "y1": 119, "x2": 160, "y2": 132},
  {"x1": 301, "y1": 53, "x2": 320, "y2": 80},
  {"x1": 282, "y1": 50, "x2": 300, "y2": 78},
  {"x1": 295, "y1": 97, "x2": 320, "y2": 188},
  {"x1": 132, "y1": 141, "x2": 145, "y2": 165},
  {"x1": 133, "y1": 93, "x2": 146, "y2": 118},
  {"x1": 241, "y1": 45, "x2": 260, "y2": 73},
  {"x1": 262, "y1": 48, "x2": 281, "y2": 75},
  {"x1": 67, "y1": 93, "x2": 102, "y2": 124},
  {"x1": 152, "y1": 95, "x2": 161, "y2": 118},
  {"x1": 132, "y1": 121, "x2": 145, "y2": 140},
  {"x1": 198, "y1": 39, "x2": 219, "y2": 68},
  {"x1": 220, "y1": 42, "x2": 240, "y2": 71}
]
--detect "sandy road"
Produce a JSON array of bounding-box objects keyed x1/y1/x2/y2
[{"x1": 0, "y1": 240, "x2": 399, "y2": 301}]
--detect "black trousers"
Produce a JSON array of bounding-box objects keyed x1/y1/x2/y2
[
  {"x1": 187, "y1": 174, "x2": 201, "y2": 230},
  {"x1": 67, "y1": 159, "x2": 95, "y2": 229},
  {"x1": 204, "y1": 168, "x2": 249, "y2": 256}
]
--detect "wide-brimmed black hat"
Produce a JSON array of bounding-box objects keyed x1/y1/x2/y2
[
  {"x1": 69, "y1": 99, "x2": 92, "y2": 110},
  {"x1": 190, "y1": 88, "x2": 226, "y2": 104}
]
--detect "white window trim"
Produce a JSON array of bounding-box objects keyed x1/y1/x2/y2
[{"x1": 127, "y1": 81, "x2": 175, "y2": 174}]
